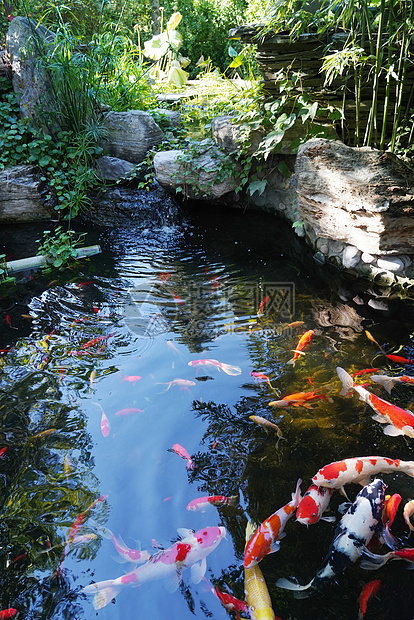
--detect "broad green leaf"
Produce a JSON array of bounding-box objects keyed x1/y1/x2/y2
[{"x1": 248, "y1": 179, "x2": 267, "y2": 196}]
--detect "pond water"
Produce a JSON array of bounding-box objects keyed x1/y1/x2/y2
[{"x1": 1, "y1": 199, "x2": 414, "y2": 620}]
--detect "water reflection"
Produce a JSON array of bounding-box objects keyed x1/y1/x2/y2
[{"x1": 0, "y1": 207, "x2": 414, "y2": 618}]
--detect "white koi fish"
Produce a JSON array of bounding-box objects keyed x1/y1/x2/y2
[
  {"x1": 156, "y1": 378, "x2": 196, "y2": 393},
  {"x1": 337, "y1": 367, "x2": 414, "y2": 438},
  {"x1": 276, "y1": 479, "x2": 387, "y2": 596},
  {"x1": 81, "y1": 526, "x2": 226, "y2": 609},
  {"x1": 312, "y1": 455, "x2": 414, "y2": 497},
  {"x1": 296, "y1": 484, "x2": 335, "y2": 526},
  {"x1": 188, "y1": 359, "x2": 242, "y2": 376}
]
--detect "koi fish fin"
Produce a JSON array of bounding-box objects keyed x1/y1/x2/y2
[
  {"x1": 321, "y1": 515, "x2": 336, "y2": 523},
  {"x1": 370, "y1": 375, "x2": 397, "y2": 394},
  {"x1": 338, "y1": 502, "x2": 352, "y2": 515},
  {"x1": 82, "y1": 580, "x2": 123, "y2": 609},
  {"x1": 383, "y1": 424, "x2": 405, "y2": 437},
  {"x1": 89, "y1": 520, "x2": 113, "y2": 540},
  {"x1": 228, "y1": 495, "x2": 239, "y2": 507},
  {"x1": 117, "y1": 533, "x2": 140, "y2": 551},
  {"x1": 111, "y1": 554, "x2": 130, "y2": 564},
  {"x1": 245, "y1": 520, "x2": 259, "y2": 543},
  {"x1": 177, "y1": 528, "x2": 195, "y2": 540},
  {"x1": 360, "y1": 547, "x2": 391, "y2": 570},
  {"x1": 286, "y1": 357, "x2": 296, "y2": 367},
  {"x1": 165, "y1": 570, "x2": 182, "y2": 593},
  {"x1": 336, "y1": 367, "x2": 354, "y2": 396},
  {"x1": 190, "y1": 557, "x2": 206, "y2": 584},
  {"x1": 268, "y1": 540, "x2": 281, "y2": 554},
  {"x1": 218, "y1": 363, "x2": 242, "y2": 376},
  {"x1": 381, "y1": 525, "x2": 399, "y2": 550},
  {"x1": 371, "y1": 413, "x2": 388, "y2": 424},
  {"x1": 276, "y1": 577, "x2": 314, "y2": 593},
  {"x1": 292, "y1": 478, "x2": 302, "y2": 507},
  {"x1": 339, "y1": 486, "x2": 351, "y2": 501}
]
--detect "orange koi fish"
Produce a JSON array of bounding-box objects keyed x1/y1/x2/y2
[
  {"x1": 243, "y1": 479, "x2": 301, "y2": 568},
  {"x1": 172, "y1": 293, "x2": 185, "y2": 305},
  {"x1": 380, "y1": 493, "x2": 401, "y2": 548},
  {"x1": 188, "y1": 359, "x2": 242, "y2": 376},
  {"x1": 357, "y1": 580, "x2": 381, "y2": 619},
  {"x1": 81, "y1": 334, "x2": 114, "y2": 350},
  {"x1": 371, "y1": 373, "x2": 414, "y2": 393},
  {"x1": 269, "y1": 390, "x2": 331, "y2": 409},
  {"x1": 361, "y1": 546, "x2": 414, "y2": 569},
  {"x1": 386, "y1": 354, "x2": 414, "y2": 365},
  {"x1": 0, "y1": 447, "x2": 7, "y2": 459},
  {"x1": 208, "y1": 582, "x2": 249, "y2": 620},
  {"x1": 244, "y1": 522, "x2": 280, "y2": 620},
  {"x1": 337, "y1": 367, "x2": 414, "y2": 438},
  {"x1": 115, "y1": 407, "x2": 144, "y2": 416},
  {"x1": 283, "y1": 321, "x2": 305, "y2": 329},
  {"x1": 186, "y1": 495, "x2": 238, "y2": 512},
  {"x1": 312, "y1": 456, "x2": 414, "y2": 496},
  {"x1": 352, "y1": 368, "x2": 379, "y2": 377},
  {"x1": 170, "y1": 443, "x2": 194, "y2": 470},
  {"x1": 257, "y1": 295, "x2": 270, "y2": 317},
  {"x1": 156, "y1": 378, "x2": 196, "y2": 393},
  {"x1": 365, "y1": 330, "x2": 386, "y2": 354},
  {"x1": 0, "y1": 609, "x2": 17, "y2": 619},
  {"x1": 287, "y1": 329, "x2": 314, "y2": 366}
]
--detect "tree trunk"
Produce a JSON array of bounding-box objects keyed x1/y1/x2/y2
[{"x1": 150, "y1": 0, "x2": 160, "y2": 35}]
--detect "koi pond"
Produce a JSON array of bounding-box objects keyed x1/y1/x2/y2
[{"x1": 1, "y1": 199, "x2": 414, "y2": 620}]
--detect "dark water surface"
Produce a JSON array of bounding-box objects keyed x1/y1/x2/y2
[{"x1": 1, "y1": 200, "x2": 414, "y2": 620}]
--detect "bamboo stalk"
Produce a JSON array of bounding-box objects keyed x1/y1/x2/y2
[{"x1": 5, "y1": 245, "x2": 101, "y2": 274}]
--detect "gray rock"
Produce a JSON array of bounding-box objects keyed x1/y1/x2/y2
[
  {"x1": 342, "y1": 245, "x2": 361, "y2": 269},
  {"x1": 313, "y1": 251, "x2": 325, "y2": 264},
  {"x1": 101, "y1": 111, "x2": 164, "y2": 164},
  {"x1": 6, "y1": 16, "x2": 55, "y2": 117},
  {"x1": 295, "y1": 138, "x2": 414, "y2": 255},
  {"x1": 95, "y1": 156, "x2": 137, "y2": 182},
  {"x1": 367, "y1": 298, "x2": 390, "y2": 311},
  {"x1": 0, "y1": 165, "x2": 51, "y2": 221},
  {"x1": 377, "y1": 256, "x2": 405, "y2": 273},
  {"x1": 152, "y1": 109, "x2": 182, "y2": 128},
  {"x1": 361, "y1": 252, "x2": 376, "y2": 264},
  {"x1": 153, "y1": 146, "x2": 237, "y2": 200}
]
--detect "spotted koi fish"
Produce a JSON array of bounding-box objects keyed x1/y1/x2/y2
[
  {"x1": 188, "y1": 359, "x2": 242, "y2": 376},
  {"x1": 370, "y1": 374, "x2": 414, "y2": 394},
  {"x1": 312, "y1": 455, "x2": 414, "y2": 497},
  {"x1": 244, "y1": 522, "x2": 279, "y2": 620},
  {"x1": 82, "y1": 526, "x2": 226, "y2": 609},
  {"x1": 296, "y1": 484, "x2": 335, "y2": 526},
  {"x1": 243, "y1": 479, "x2": 301, "y2": 568},
  {"x1": 186, "y1": 495, "x2": 238, "y2": 512},
  {"x1": 276, "y1": 479, "x2": 387, "y2": 595},
  {"x1": 337, "y1": 367, "x2": 414, "y2": 438}
]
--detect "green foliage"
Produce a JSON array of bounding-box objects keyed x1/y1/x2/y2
[
  {"x1": 36, "y1": 225, "x2": 87, "y2": 269},
  {"x1": 0, "y1": 253, "x2": 16, "y2": 291}
]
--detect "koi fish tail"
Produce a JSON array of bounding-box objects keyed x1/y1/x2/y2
[
  {"x1": 276, "y1": 577, "x2": 315, "y2": 597},
  {"x1": 370, "y1": 374, "x2": 398, "y2": 394},
  {"x1": 292, "y1": 478, "x2": 302, "y2": 508},
  {"x1": 81, "y1": 580, "x2": 124, "y2": 609},
  {"x1": 382, "y1": 524, "x2": 399, "y2": 550},
  {"x1": 218, "y1": 363, "x2": 242, "y2": 376},
  {"x1": 227, "y1": 495, "x2": 239, "y2": 507},
  {"x1": 360, "y1": 547, "x2": 392, "y2": 570},
  {"x1": 336, "y1": 367, "x2": 354, "y2": 396}
]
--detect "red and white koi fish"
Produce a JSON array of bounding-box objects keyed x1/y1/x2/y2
[
  {"x1": 188, "y1": 359, "x2": 242, "y2": 376},
  {"x1": 337, "y1": 366, "x2": 414, "y2": 438},
  {"x1": 115, "y1": 407, "x2": 144, "y2": 416},
  {"x1": 357, "y1": 579, "x2": 381, "y2": 619},
  {"x1": 186, "y1": 495, "x2": 238, "y2": 512},
  {"x1": 209, "y1": 582, "x2": 249, "y2": 620},
  {"x1": 361, "y1": 545, "x2": 414, "y2": 569},
  {"x1": 403, "y1": 499, "x2": 414, "y2": 533},
  {"x1": 243, "y1": 479, "x2": 301, "y2": 568},
  {"x1": 312, "y1": 455, "x2": 414, "y2": 496},
  {"x1": 170, "y1": 443, "x2": 194, "y2": 470},
  {"x1": 92, "y1": 402, "x2": 110, "y2": 437},
  {"x1": 370, "y1": 373, "x2": 414, "y2": 394},
  {"x1": 157, "y1": 378, "x2": 196, "y2": 393},
  {"x1": 97, "y1": 525, "x2": 151, "y2": 565},
  {"x1": 81, "y1": 526, "x2": 226, "y2": 609},
  {"x1": 120, "y1": 375, "x2": 142, "y2": 384},
  {"x1": 386, "y1": 354, "x2": 414, "y2": 365},
  {"x1": 296, "y1": 484, "x2": 335, "y2": 526},
  {"x1": 287, "y1": 329, "x2": 314, "y2": 366},
  {"x1": 269, "y1": 390, "x2": 331, "y2": 409},
  {"x1": 277, "y1": 479, "x2": 386, "y2": 595}
]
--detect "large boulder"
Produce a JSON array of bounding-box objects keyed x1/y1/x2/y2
[
  {"x1": 0, "y1": 165, "x2": 51, "y2": 221},
  {"x1": 101, "y1": 111, "x2": 164, "y2": 164},
  {"x1": 295, "y1": 138, "x2": 414, "y2": 255},
  {"x1": 6, "y1": 16, "x2": 55, "y2": 117},
  {"x1": 153, "y1": 144, "x2": 237, "y2": 200}
]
